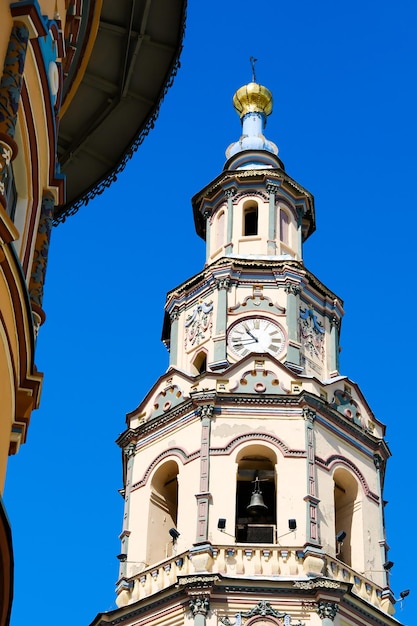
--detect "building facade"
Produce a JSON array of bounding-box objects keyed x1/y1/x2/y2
[
  {"x1": 0, "y1": 1, "x2": 186, "y2": 623},
  {"x1": 90, "y1": 81, "x2": 402, "y2": 626}
]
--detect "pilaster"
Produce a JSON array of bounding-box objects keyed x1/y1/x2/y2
[
  {"x1": 210, "y1": 276, "x2": 230, "y2": 370},
  {"x1": 329, "y1": 316, "x2": 340, "y2": 375},
  {"x1": 284, "y1": 282, "x2": 301, "y2": 370},
  {"x1": 195, "y1": 402, "x2": 214, "y2": 544},
  {"x1": 266, "y1": 182, "x2": 279, "y2": 254},
  {"x1": 303, "y1": 407, "x2": 321, "y2": 548},
  {"x1": 225, "y1": 188, "x2": 236, "y2": 255},
  {"x1": 169, "y1": 308, "x2": 180, "y2": 367}
]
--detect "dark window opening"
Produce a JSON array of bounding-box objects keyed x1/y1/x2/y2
[
  {"x1": 235, "y1": 455, "x2": 276, "y2": 543},
  {"x1": 193, "y1": 352, "x2": 207, "y2": 375},
  {"x1": 244, "y1": 206, "x2": 258, "y2": 236}
]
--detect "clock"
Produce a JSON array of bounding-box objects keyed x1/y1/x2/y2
[{"x1": 228, "y1": 317, "x2": 286, "y2": 358}]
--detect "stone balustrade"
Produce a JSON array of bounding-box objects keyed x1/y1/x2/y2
[{"x1": 116, "y1": 544, "x2": 394, "y2": 616}]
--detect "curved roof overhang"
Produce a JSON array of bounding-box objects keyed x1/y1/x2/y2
[{"x1": 54, "y1": 0, "x2": 187, "y2": 225}]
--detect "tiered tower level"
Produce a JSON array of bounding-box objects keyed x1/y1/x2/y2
[{"x1": 105, "y1": 82, "x2": 400, "y2": 626}]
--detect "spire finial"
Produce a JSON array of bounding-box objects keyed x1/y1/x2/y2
[{"x1": 249, "y1": 56, "x2": 258, "y2": 82}]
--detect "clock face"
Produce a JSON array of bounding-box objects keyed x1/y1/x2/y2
[{"x1": 228, "y1": 317, "x2": 286, "y2": 358}]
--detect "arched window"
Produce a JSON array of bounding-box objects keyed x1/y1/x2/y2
[
  {"x1": 280, "y1": 209, "x2": 290, "y2": 245},
  {"x1": 192, "y1": 351, "x2": 207, "y2": 375},
  {"x1": 333, "y1": 468, "x2": 359, "y2": 567},
  {"x1": 235, "y1": 446, "x2": 277, "y2": 543},
  {"x1": 215, "y1": 210, "x2": 225, "y2": 251},
  {"x1": 243, "y1": 204, "x2": 258, "y2": 236},
  {"x1": 147, "y1": 461, "x2": 179, "y2": 563}
]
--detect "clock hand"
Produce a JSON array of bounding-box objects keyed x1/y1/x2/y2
[{"x1": 243, "y1": 324, "x2": 258, "y2": 342}]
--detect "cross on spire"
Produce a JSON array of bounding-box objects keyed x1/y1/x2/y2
[{"x1": 250, "y1": 56, "x2": 258, "y2": 82}]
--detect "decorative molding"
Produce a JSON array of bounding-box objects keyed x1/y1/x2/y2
[
  {"x1": 330, "y1": 315, "x2": 340, "y2": 329},
  {"x1": 221, "y1": 601, "x2": 304, "y2": 626},
  {"x1": 210, "y1": 431, "x2": 306, "y2": 459},
  {"x1": 233, "y1": 189, "x2": 269, "y2": 204},
  {"x1": 293, "y1": 579, "x2": 341, "y2": 590},
  {"x1": 315, "y1": 454, "x2": 379, "y2": 503},
  {"x1": 170, "y1": 308, "x2": 180, "y2": 322},
  {"x1": 284, "y1": 283, "x2": 301, "y2": 296},
  {"x1": 242, "y1": 601, "x2": 286, "y2": 618},
  {"x1": 266, "y1": 183, "x2": 280, "y2": 195},
  {"x1": 303, "y1": 407, "x2": 316, "y2": 422},
  {"x1": 316, "y1": 601, "x2": 339, "y2": 620},
  {"x1": 216, "y1": 277, "x2": 231, "y2": 290},
  {"x1": 189, "y1": 596, "x2": 210, "y2": 616},
  {"x1": 199, "y1": 404, "x2": 214, "y2": 420},
  {"x1": 178, "y1": 574, "x2": 220, "y2": 587},
  {"x1": 124, "y1": 442, "x2": 136, "y2": 458}
]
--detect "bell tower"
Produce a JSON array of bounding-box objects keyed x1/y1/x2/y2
[{"x1": 91, "y1": 80, "x2": 403, "y2": 626}]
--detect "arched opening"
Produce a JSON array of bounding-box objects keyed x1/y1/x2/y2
[
  {"x1": 235, "y1": 446, "x2": 277, "y2": 543},
  {"x1": 333, "y1": 468, "x2": 359, "y2": 567},
  {"x1": 192, "y1": 351, "x2": 207, "y2": 375},
  {"x1": 215, "y1": 210, "x2": 225, "y2": 251},
  {"x1": 147, "y1": 460, "x2": 179, "y2": 563},
  {"x1": 243, "y1": 203, "x2": 258, "y2": 236}
]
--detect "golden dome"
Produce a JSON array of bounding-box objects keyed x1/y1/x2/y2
[{"x1": 233, "y1": 82, "x2": 273, "y2": 118}]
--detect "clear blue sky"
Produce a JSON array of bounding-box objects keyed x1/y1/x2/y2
[{"x1": 5, "y1": 1, "x2": 416, "y2": 624}]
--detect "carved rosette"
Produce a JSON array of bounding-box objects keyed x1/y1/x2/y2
[{"x1": 185, "y1": 301, "x2": 213, "y2": 348}]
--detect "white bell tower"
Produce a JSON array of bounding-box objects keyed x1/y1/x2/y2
[{"x1": 90, "y1": 80, "x2": 403, "y2": 626}]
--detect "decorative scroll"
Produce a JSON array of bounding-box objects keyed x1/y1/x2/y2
[
  {"x1": 299, "y1": 307, "x2": 325, "y2": 361},
  {"x1": 185, "y1": 301, "x2": 213, "y2": 347}
]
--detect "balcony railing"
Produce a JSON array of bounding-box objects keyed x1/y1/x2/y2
[{"x1": 116, "y1": 544, "x2": 394, "y2": 616}]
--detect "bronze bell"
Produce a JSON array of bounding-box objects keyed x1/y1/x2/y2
[{"x1": 246, "y1": 476, "x2": 268, "y2": 514}]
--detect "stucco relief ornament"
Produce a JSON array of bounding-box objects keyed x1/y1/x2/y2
[
  {"x1": 221, "y1": 602, "x2": 304, "y2": 626},
  {"x1": 316, "y1": 602, "x2": 338, "y2": 620},
  {"x1": 299, "y1": 307, "x2": 325, "y2": 361},
  {"x1": 189, "y1": 596, "x2": 210, "y2": 616},
  {"x1": 185, "y1": 301, "x2": 213, "y2": 347}
]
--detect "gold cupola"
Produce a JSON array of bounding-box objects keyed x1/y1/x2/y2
[
  {"x1": 226, "y1": 79, "x2": 279, "y2": 168},
  {"x1": 232, "y1": 81, "x2": 273, "y2": 118}
]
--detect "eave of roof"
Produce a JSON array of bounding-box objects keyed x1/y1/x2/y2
[{"x1": 54, "y1": 0, "x2": 187, "y2": 225}]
